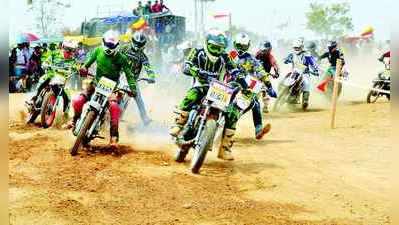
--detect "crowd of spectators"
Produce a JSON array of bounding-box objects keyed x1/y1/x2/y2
[
  {"x1": 9, "y1": 41, "x2": 87, "y2": 93},
  {"x1": 133, "y1": 0, "x2": 169, "y2": 16}
]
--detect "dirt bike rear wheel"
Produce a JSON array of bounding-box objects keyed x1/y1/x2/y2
[
  {"x1": 70, "y1": 111, "x2": 96, "y2": 156},
  {"x1": 40, "y1": 91, "x2": 57, "y2": 128},
  {"x1": 367, "y1": 83, "x2": 382, "y2": 104},
  {"x1": 190, "y1": 119, "x2": 217, "y2": 174}
]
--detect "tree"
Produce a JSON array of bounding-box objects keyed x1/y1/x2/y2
[
  {"x1": 306, "y1": 2, "x2": 354, "y2": 39},
  {"x1": 30, "y1": 0, "x2": 70, "y2": 38}
]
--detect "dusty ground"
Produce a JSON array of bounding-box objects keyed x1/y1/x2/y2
[{"x1": 9, "y1": 85, "x2": 391, "y2": 225}]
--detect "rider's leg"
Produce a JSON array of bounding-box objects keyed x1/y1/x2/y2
[
  {"x1": 169, "y1": 87, "x2": 206, "y2": 136},
  {"x1": 109, "y1": 99, "x2": 122, "y2": 146},
  {"x1": 62, "y1": 88, "x2": 71, "y2": 120},
  {"x1": 70, "y1": 93, "x2": 88, "y2": 126},
  {"x1": 252, "y1": 97, "x2": 271, "y2": 140},
  {"x1": 218, "y1": 106, "x2": 240, "y2": 160},
  {"x1": 302, "y1": 73, "x2": 311, "y2": 108},
  {"x1": 133, "y1": 85, "x2": 151, "y2": 126}
]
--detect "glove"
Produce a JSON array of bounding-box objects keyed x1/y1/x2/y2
[
  {"x1": 79, "y1": 67, "x2": 88, "y2": 77},
  {"x1": 272, "y1": 73, "x2": 279, "y2": 79},
  {"x1": 378, "y1": 57, "x2": 384, "y2": 62}
]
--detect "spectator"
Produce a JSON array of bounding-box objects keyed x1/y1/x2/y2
[
  {"x1": 159, "y1": 0, "x2": 169, "y2": 13},
  {"x1": 75, "y1": 42, "x2": 87, "y2": 63},
  {"x1": 151, "y1": 0, "x2": 161, "y2": 13},
  {"x1": 143, "y1": 1, "x2": 152, "y2": 15},
  {"x1": 14, "y1": 43, "x2": 28, "y2": 79},
  {"x1": 133, "y1": 1, "x2": 144, "y2": 16},
  {"x1": 28, "y1": 46, "x2": 43, "y2": 76}
]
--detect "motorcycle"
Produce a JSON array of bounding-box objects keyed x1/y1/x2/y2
[
  {"x1": 70, "y1": 76, "x2": 150, "y2": 156},
  {"x1": 174, "y1": 74, "x2": 261, "y2": 174},
  {"x1": 367, "y1": 63, "x2": 390, "y2": 103},
  {"x1": 26, "y1": 63, "x2": 72, "y2": 128},
  {"x1": 273, "y1": 69, "x2": 310, "y2": 111}
]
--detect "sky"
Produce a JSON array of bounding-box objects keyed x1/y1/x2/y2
[{"x1": 10, "y1": 0, "x2": 395, "y2": 41}]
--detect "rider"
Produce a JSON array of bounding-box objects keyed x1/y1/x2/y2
[
  {"x1": 28, "y1": 40, "x2": 72, "y2": 120},
  {"x1": 319, "y1": 40, "x2": 346, "y2": 80},
  {"x1": 229, "y1": 33, "x2": 272, "y2": 140},
  {"x1": 283, "y1": 39, "x2": 319, "y2": 109},
  {"x1": 68, "y1": 30, "x2": 137, "y2": 147},
  {"x1": 169, "y1": 29, "x2": 241, "y2": 160},
  {"x1": 255, "y1": 40, "x2": 280, "y2": 113},
  {"x1": 119, "y1": 32, "x2": 157, "y2": 126}
]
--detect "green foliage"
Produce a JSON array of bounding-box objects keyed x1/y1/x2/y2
[{"x1": 306, "y1": 2, "x2": 354, "y2": 39}]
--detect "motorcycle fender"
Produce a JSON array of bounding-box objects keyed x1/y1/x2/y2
[{"x1": 88, "y1": 101, "x2": 102, "y2": 112}]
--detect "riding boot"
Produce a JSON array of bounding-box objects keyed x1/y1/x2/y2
[
  {"x1": 217, "y1": 129, "x2": 235, "y2": 161},
  {"x1": 169, "y1": 110, "x2": 189, "y2": 137}
]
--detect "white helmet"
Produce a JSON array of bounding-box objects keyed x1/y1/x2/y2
[
  {"x1": 102, "y1": 30, "x2": 120, "y2": 55},
  {"x1": 62, "y1": 39, "x2": 78, "y2": 50},
  {"x1": 292, "y1": 39, "x2": 304, "y2": 55},
  {"x1": 234, "y1": 33, "x2": 251, "y2": 54}
]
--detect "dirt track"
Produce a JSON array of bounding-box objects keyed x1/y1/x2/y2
[{"x1": 9, "y1": 90, "x2": 391, "y2": 225}]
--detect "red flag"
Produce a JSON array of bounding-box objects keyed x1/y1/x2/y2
[{"x1": 317, "y1": 78, "x2": 333, "y2": 92}]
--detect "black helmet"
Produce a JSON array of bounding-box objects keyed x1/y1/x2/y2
[
  {"x1": 262, "y1": 40, "x2": 272, "y2": 51},
  {"x1": 132, "y1": 32, "x2": 147, "y2": 50},
  {"x1": 306, "y1": 41, "x2": 317, "y2": 50},
  {"x1": 328, "y1": 40, "x2": 338, "y2": 52}
]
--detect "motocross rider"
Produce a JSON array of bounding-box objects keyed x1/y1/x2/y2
[
  {"x1": 319, "y1": 40, "x2": 346, "y2": 80},
  {"x1": 119, "y1": 32, "x2": 157, "y2": 126},
  {"x1": 283, "y1": 39, "x2": 319, "y2": 109},
  {"x1": 255, "y1": 40, "x2": 280, "y2": 113},
  {"x1": 169, "y1": 29, "x2": 242, "y2": 160},
  {"x1": 68, "y1": 30, "x2": 137, "y2": 147},
  {"x1": 229, "y1": 33, "x2": 272, "y2": 140},
  {"x1": 27, "y1": 40, "x2": 73, "y2": 120}
]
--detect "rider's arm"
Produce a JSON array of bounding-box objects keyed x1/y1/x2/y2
[
  {"x1": 120, "y1": 55, "x2": 137, "y2": 94},
  {"x1": 224, "y1": 53, "x2": 242, "y2": 81},
  {"x1": 269, "y1": 53, "x2": 280, "y2": 75},
  {"x1": 305, "y1": 54, "x2": 319, "y2": 75},
  {"x1": 283, "y1": 53, "x2": 293, "y2": 64},
  {"x1": 83, "y1": 47, "x2": 99, "y2": 69},
  {"x1": 142, "y1": 54, "x2": 157, "y2": 79},
  {"x1": 182, "y1": 48, "x2": 200, "y2": 77}
]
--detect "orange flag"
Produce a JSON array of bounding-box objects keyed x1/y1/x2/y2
[{"x1": 317, "y1": 78, "x2": 333, "y2": 92}]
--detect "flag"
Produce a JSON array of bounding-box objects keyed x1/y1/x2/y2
[
  {"x1": 213, "y1": 13, "x2": 229, "y2": 19},
  {"x1": 361, "y1": 26, "x2": 374, "y2": 37},
  {"x1": 317, "y1": 78, "x2": 333, "y2": 92},
  {"x1": 131, "y1": 17, "x2": 147, "y2": 30}
]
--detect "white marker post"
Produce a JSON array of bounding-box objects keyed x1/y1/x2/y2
[{"x1": 330, "y1": 59, "x2": 343, "y2": 129}]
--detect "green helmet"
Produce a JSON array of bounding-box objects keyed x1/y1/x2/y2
[{"x1": 204, "y1": 29, "x2": 227, "y2": 60}]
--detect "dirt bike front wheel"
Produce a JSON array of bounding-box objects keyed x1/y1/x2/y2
[
  {"x1": 70, "y1": 111, "x2": 96, "y2": 156},
  {"x1": 190, "y1": 119, "x2": 217, "y2": 174},
  {"x1": 40, "y1": 91, "x2": 57, "y2": 128}
]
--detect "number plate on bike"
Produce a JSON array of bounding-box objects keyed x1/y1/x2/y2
[
  {"x1": 206, "y1": 81, "x2": 233, "y2": 110},
  {"x1": 97, "y1": 77, "x2": 117, "y2": 97}
]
